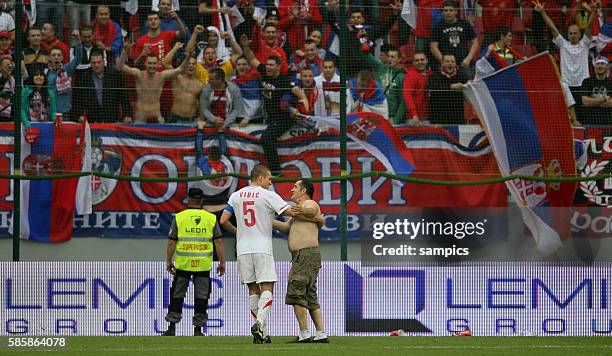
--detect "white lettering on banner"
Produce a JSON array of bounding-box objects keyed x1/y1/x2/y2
[
  {"x1": 358, "y1": 157, "x2": 387, "y2": 205},
  {"x1": 0, "y1": 262, "x2": 610, "y2": 336},
  {"x1": 583, "y1": 137, "x2": 612, "y2": 154},
  {"x1": 130, "y1": 155, "x2": 178, "y2": 204},
  {"x1": 317, "y1": 157, "x2": 354, "y2": 205},
  {"x1": 73, "y1": 212, "x2": 158, "y2": 229},
  {"x1": 604, "y1": 137, "x2": 612, "y2": 153}
]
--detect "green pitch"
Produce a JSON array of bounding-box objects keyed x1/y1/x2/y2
[{"x1": 2, "y1": 336, "x2": 610, "y2": 356}]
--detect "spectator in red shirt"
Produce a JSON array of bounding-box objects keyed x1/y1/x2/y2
[
  {"x1": 41, "y1": 23, "x2": 69, "y2": 64},
  {"x1": 403, "y1": 52, "x2": 432, "y2": 125},
  {"x1": 251, "y1": 23, "x2": 289, "y2": 74},
  {"x1": 261, "y1": 8, "x2": 288, "y2": 50},
  {"x1": 134, "y1": 11, "x2": 183, "y2": 68},
  {"x1": 0, "y1": 31, "x2": 14, "y2": 58},
  {"x1": 278, "y1": 0, "x2": 322, "y2": 52}
]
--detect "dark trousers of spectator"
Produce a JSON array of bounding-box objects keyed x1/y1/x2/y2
[
  {"x1": 165, "y1": 270, "x2": 211, "y2": 328},
  {"x1": 261, "y1": 119, "x2": 293, "y2": 175}
]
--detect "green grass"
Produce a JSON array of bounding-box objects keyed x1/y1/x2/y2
[{"x1": 2, "y1": 336, "x2": 610, "y2": 356}]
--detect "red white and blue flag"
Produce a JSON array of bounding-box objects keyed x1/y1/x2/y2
[
  {"x1": 465, "y1": 53, "x2": 577, "y2": 255},
  {"x1": 299, "y1": 112, "x2": 416, "y2": 176},
  {"x1": 11, "y1": 121, "x2": 92, "y2": 242}
]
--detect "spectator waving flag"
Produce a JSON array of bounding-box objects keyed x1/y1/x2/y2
[
  {"x1": 465, "y1": 53, "x2": 577, "y2": 255},
  {"x1": 297, "y1": 112, "x2": 416, "y2": 177},
  {"x1": 11, "y1": 121, "x2": 92, "y2": 242}
]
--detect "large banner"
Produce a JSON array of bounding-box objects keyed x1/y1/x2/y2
[
  {"x1": 1, "y1": 262, "x2": 610, "y2": 336},
  {"x1": 0, "y1": 123, "x2": 505, "y2": 239}
]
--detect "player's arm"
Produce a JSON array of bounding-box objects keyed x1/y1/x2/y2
[
  {"x1": 293, "y1": 200, "x2": 319, "y2": 218},
  {"x1": 118, "y1": 42, "x2": 141, "y2": 76},
  {"x1": 220, "y1": 204, "x2": 237, "y2": 233},
  {"x1": 273, "y1": 218, "x2": 292, "y2": 233}
]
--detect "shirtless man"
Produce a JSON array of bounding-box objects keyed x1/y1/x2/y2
[
  {"x1": 162, "y1": 42, "x2": 204, "y2": 123},
  {"x1": 118, "y1": 41, "x2": 191, "y2": 123},
  {"x1": 272, "y1": 179, "x2": 328, "y2": 343}
]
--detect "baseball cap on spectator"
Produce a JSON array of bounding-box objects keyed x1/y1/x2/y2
[
  {"x1": 594, "y1": 56, "x2": 609, "y2": 65},
  {"x1": 188, "y1": 187, "x2": 204, "y2": 199},
  {"x1": 266, "y1": 8, "x2": 279, "y2": 19},
  {"x1": 0, "y1": 31, "x2": 10, "y2": 39}
]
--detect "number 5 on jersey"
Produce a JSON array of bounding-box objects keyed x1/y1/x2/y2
[{"x1": 243, "y1": 200, "x2": 256, "y2": 227}]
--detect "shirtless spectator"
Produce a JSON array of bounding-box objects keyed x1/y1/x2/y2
[
  {"x1": 272, "y1": 179, "x2": 327, "y2": 344},
  {"x1": 118, "y1": 41, "x2": 192, "y2": 123},
  {"x1": 162, "y1": 42, "x2": 205, "y2": 124},
  {"x1": 134, "y1": 11, "x2": 184, "y2": 68}
]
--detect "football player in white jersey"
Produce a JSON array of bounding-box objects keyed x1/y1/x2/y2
[{"x1": 220, "y1": 164, "x2": 298, "y2": 344}]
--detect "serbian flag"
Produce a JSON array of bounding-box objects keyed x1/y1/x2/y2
[
  {"x1": 465, "y1": 53, "x2": 577, "y2": 255},
  {"x1": 298, "y1": 112, "x2": 416, "y2": 176},
  {"x1": 14, "y1": 121, "x2": 92, "y2": 242}
]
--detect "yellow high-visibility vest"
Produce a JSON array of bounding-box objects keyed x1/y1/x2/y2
[{"x1": 174, "y1": 209, "x2": 216, "y2": 272}]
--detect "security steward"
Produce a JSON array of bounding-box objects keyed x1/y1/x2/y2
[{"x1": 163, "y1": 187, "x2": 226, "y2": 336}]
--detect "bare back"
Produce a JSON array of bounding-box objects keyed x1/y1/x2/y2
[
  {"x1": 134, "y1": 71, "x2": 167, "y2": 117},
  {"x1": 287, "y1": 199, "x2": 322, "y2": 252},
  {"x1": 171, "y1": 74, "x2": 204, "y2": 117}
]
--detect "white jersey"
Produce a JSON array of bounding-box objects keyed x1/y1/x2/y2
[
  {"x1": 227, "y1": 185, "x2": 289, "y2": 256},
  {"x1": 553, "y1": 34, "x2": 591, "y2": 88}
]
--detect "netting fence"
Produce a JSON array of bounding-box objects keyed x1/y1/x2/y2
[{"x1": 0, "y1": 0, "x2": 612, "y2": 261}]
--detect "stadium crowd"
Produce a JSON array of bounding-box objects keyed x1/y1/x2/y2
[{"x1": 0, "y1": 0, "x2": 610, "y2": 130}]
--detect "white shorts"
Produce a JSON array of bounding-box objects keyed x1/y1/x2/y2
[{"x1": 237, "y1": 253, "x2": 277, "y2": 284}]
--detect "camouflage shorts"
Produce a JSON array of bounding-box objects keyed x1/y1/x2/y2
[{"x1": 285, "y1": 246, "x2": 322, "y2": 310}]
